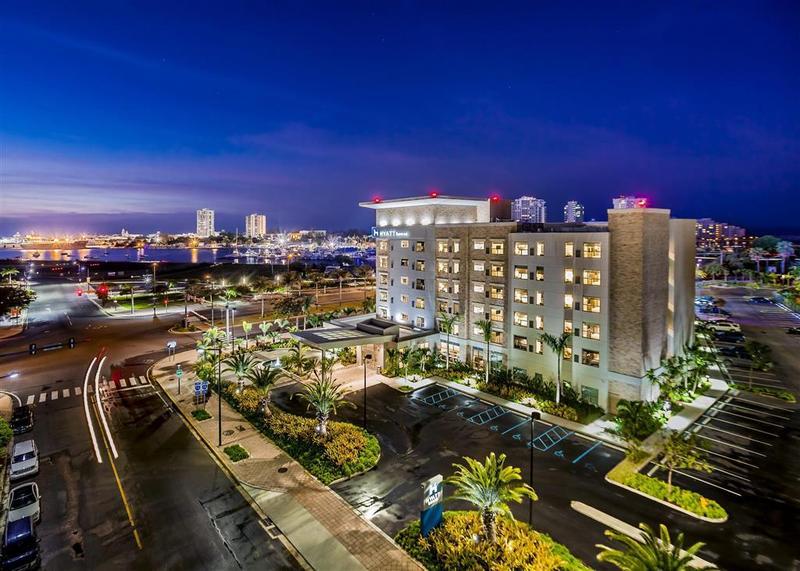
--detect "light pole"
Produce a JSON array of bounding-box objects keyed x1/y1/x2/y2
[
  {"x1": 183, "y1": 279, "x2": 189, "y2": 323},
  {"x1": 528, "y1": 410, "x2": 541, "y2": 526},
  {"x1": 216, "y1": 342, "x2": 223, "y2": 447},
  {"x1": 151, "y1": 262, "x2": 158, "y2": 318},
  {"x1": 363, "y1": 358, "x2": 367, "y2": 430}
]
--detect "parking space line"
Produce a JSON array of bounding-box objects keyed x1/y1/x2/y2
[
  {"x1": 572, "y1": 441, "x2": 602, "y2": 464},
  {"x1": 724, "y1": 401, "x2": 790, "y2": 420},
  {"x1": 729, "y1": 395, "x2": 793, "y2": 412},
  {"x1": 698, "y1": 424, "x2": 772, "y2": 445},
  {"x1": 704, "y1": 462, "x2": 751, "y2": 482},
  {"x1": 62, "y1": 388, "x2": 70, "y2": 398},
  {"x1": 501, "y1": 417, "x2": 530, "y2": 435},
  {"x1": 702, "y1": 446, "x2": 760, "y2": 469},
  {"x1": 75, "y1": 386, "x2": 82, "y2": 396},
  {"x1": 672, "y1": 468, "x2": 743, "y2": 497},
  {"x1": 467, "y1": 405, "x2": 508, "y2": 425},
  {"x1": 51, "y1": 390, "x2": 59, "y2": 401},
  {"x1": 702, "y1": 414, "x2": 779, "y2": 437},
  {"x1": 26, "y1": 395, "x2": 34, "y2": 405},
  {"x1": 38, "y1": 393, "x2": 46, "y2": 403},
  {"x1": 693, "y1": 432, "x2": 767, "y2": 456}
]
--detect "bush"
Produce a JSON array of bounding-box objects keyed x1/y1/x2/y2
[
  {"x1": 223, "y1": 385, "x2": 262, "y2": 414},
  {"x1": 537, "y1": 400, "x2": 579, "y2": 422},
  {"x1": 224, "y1": 444, "x2": 249, "y2": 462},
  {"x1": 395, "y1": 511, "x2": 590, "y2": 571},
  {"x1": 191, "y1": 409, "x2": 211, "y2": 421},
  {"x1": 0, "y1": 418, "x2": 12, "y2": 455},
  {"x1": 729, "y1": 382, "x2": 796, "y2": 403},
  {"x1": 618, "y1": 472, "x2": 727, "y2": 520},
  {"x1": 611, "y1": 400, "x2": 666, "y2": 442}
]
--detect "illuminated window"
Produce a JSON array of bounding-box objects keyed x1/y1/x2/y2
[
  {"x1": 489, "y1": 285, "x2": 504, "y2": 300},
  {"x1": 563, "y1": 346, "x2": 573, "y2": 360},
  {"x1": 513, "y1": 312, "x2": 528, "y2": 327},
  {"x1": 514, "y1": 265, "x2": 528, "y2": 279},
  {"x1": 437, "y1": 300, "x2": 448, "y2": 312},
  {"x1": 534, "y1": 315, "x2": 544, "y2": 330},
  {"x1": 489, "y1": 307, "x2": 504, "y2": 322},
  {"x1": 564, "y1": 320, "x2": 573, "y2": 334},
  {"x1": 400, "y1": 258, "x2": 409, "y2": 267},
  {"x1": 452, "y1": 281, "x2": 460, "y2": 294},
  {"x1": 378, "y1": 273, "x2": 388, "y2": 286},
  {"x1": 378, "y1": 307, "x2": 388, "y2": 318},
  {"x1": 514, "y1": 288, "x2": 528, "y2": 303},
  {"x1": 399, "y1": 312, "x2": 409, "y2": 322},
  {"x1": 452, "y1": 240, "x2": 461, "y2": 253},
  {"x1": 582, "y1": 322, "x2": 601, "y2": 340},
  {"x1": 564, "y1": 268, "x2": 574, "y2": 284},
  {"x1": 535, "y1": 339, "x2": 543, "y2": 354},
  {"x1": 473, "y1": 303, "x2": 485, "y2": 314},
  {"x1": 412, "y1": 241, "x2": 424, "y2": 252},
  {"x1": 473, "y1": 282, "x2": 485, "y2": 293},
  {"x1": 400, "y1": 294, "x2": 409, "y2": 303},
  {"x1": 414, "y1": 260, "x2": 425, "y2": 271},
  {"x1": 581, "y1": 349, "x2": 600, "y2": 367},
  {"x1": 584, "y1": 242, "x2": 601, "y2": 258},
  {"x1": 564, "y1": 242, "x2": 574, "y2": 257},
  {"x1": 452, "y1": 260, "x2": 460, "y2": 273},
  {"x1": 535, "y1": 242, "x2": 545, "y2": 256},
  {"x1": 490, "y1": 330, "x2": 504, "y2": 344},
  {"x1": 415, "y1": 316, "x2": 425, "y2": 328},
  {"x1": 514, "y1": 335, "x2": 528, "y2": 350},
  {"x1": 400, "y1": 276, "x2": 409, "y2": 285},
  {"x1": 415, "y1": 278, "x2": 426, "y2": 290},
  {"x1": 437, "y1": 240, "x2": 449, "y2": 253},
  {"x1": 378, "y1": 290, "x2": 388, "y2": 302},
  {"x1": 473, "y1": 260, "x2": 485, "y2": 272},
  {"x1": 414, "y1": 298, "x2": 425, "y2": 309},
  {"x1": 378, "y1": 256, "x2": 388, "y2": 270},
  {"x1": 535, "y1": 291, "x2": 544, "y2": 306},
  {"x1": 490, "y1": 264, "x2": 504, "y2": 278},
  {"x1": 400, "y1": 240, "x2": 409, "y2": 249},
  {"x1": 535, "y1": 266, "x2": 544, "y2": 281},
  {"x1": 564, "y1": 293, "x2": 574, "y2": 309},
  {"x1": 378, "y1": 240, "x2": 389, "y2": 252},
  {"x1": 514, "y1": 242, "x2": 529, "y2": 255},
  {"x1": 582, "y1": 296, "x2": 601, "y2": 313},
  {"x1": 490, "y1": 241, "x2": 504, "y2": 255},
  {"x1": 437, "y1": 259, "x2": 449, "y2": 273},
  {"x1": 473, "y1": 239, "x2": 485, "y2": 250},
  {"x1": 437, "y1": 280, "x2": 448, "y2": 294},
  {"x1": 583, "y1": 270, "x2": 601, "y2": 286}
]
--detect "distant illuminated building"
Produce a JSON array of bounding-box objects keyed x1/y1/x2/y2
[
  {"x1": 512, "y1": 196, "x2": 546, "y2": 223},
  {"x1": 695, "y1": 218, "x2": 751, "y2": 251},
  {"x1": 245, "y1": 213, "x2": 267, "y2": 238},
  {"x1": 563, "y1": 200, "x2": 585, "y2": 223},
  {"x1": 612, "y1": 196, "x2": 648, "y2": 209},
  {"x1": 196, "y1": 208, "x2": 215, "y2": 238}
]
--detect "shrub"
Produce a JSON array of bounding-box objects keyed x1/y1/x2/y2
[
  {"x1": 191, "y1": 409, "x2": 211, "y2": 421},
  {"x1": 395, "y1": 511, "x2": 590, "y2": 571},
  {"x1": 537, "y1": 400, "x2": 579, "y2": 422},
  {"x1": 0, "y1": 417, "x2": 12, "y2": 454},
  {"x1": 611, "y1": 400, "x2": 666, "y2": 442},
  {"x1": 618, "y1": 472, "x2": 727, "y2": 520},
  {"x1": 729, "y1": 382, "x2": 796, "y2": 403},
  {"x1": 224, "y1": 444, "x2": 249, "y2": 462},
  {"x1": 224, "y1": 385, "x2": 261, "y2": 414}
]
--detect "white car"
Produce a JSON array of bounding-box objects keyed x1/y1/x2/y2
[
  {"x1": 708, "y1": 321, "x2": 741, "y2": 333},
  {"x1": 10, "y1": 440, "x2": 39, "y2": 481},
  {"x1": 8, "y1": 483, "x2": 40, "y2": 524}
]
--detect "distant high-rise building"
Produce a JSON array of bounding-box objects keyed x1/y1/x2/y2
[
  {"x1": 612, "y1": 196, "x2": 648, "y2": 209},
  {"x1": 563, "y1": 200, "x2": 585, "y2": 223},
  {"x1": 196, "y1": 208, "x2": 215, "y2": 238},
  {"x1": 695, "y1": 218, "x2": 750, "y2": 251},
  {"x1": 245, "y1": 213, "x2": 267, "y2": 238},
  {"x1": 511, "y1": 196, "x2": 546, "y2": 223}
]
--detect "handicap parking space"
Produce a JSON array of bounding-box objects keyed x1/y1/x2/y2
[{"x1": 649, "y1": 391, "x2": 793, "y2": 499}]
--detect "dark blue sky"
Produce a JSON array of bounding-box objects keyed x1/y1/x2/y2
[{"x1": 1, "y1": 2, "x2": 798, "y2": 235}]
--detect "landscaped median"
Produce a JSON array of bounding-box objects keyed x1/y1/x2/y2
[{"x1": 220, "y1": 385, "x2": 380, "y2": 484}]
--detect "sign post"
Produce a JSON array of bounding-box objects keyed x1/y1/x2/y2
[
  {"x1": 166, "y1": 340, "x2": 177, "y2": 361},
  {"x1": 176, "y1": 364, "x2": 183, "y2": 394},
  {"x1": 420, "y1": 474, "x2": 444, "y2": 537}
]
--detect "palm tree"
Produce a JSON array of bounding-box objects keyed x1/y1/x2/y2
[
  {"x1": 299, "y1": 295, "x2": 314, "y2": 329},
  {"x1": 246, "y1": 364, "x2": 285, "y2": 417},
  {"x1": 661, "y1": 432, "x2": 711, "y2": 495},
  {"x1": 120, "y1": 283, "x2": 135, "y2": 315},
  {"x1": 223, "y1": 288, "x2": 237, "y2": 302},
  {"x1": 540, "y1": 332, "x2": 572, "y2": 404},
  {"x1": 282, "y1": 343, "x2": 313, "y2": 376},
  {"x1": 257, "y1": 321, "x2": 271, "y2": 346},
  {"x1": 748, "y1": 247, "x2": 767, "y2": 275},
  {"x1": 744, "y1": 341, "x2": 772, "y2": 389},
  {"x1": 293, "y1": 373, "x2": 353, "y2": 437},
  {"x1": 776, "y1": 240, "x2": 794, "y2": 274},
  {"x1": 202, "y1": 326, "x2": 227, "y2": 348},
  {"x1": 438, "y1": 312, "x2": 460, "y2": 370},
  {"x1": 361, "y1": 296, "x2": 376, "y2": 314},
  {"x1": 241, "y1": 320, "x2": 253, "y2": 349},
  {"x1": 597, "y1": 523, "x2": 716, "y2": 570},
  {"x1": 273, "y1": 318, "x2": 291, "y2": 332},
  {"x1": 1, "y1": 267, "x2": 19, "y2": 284},
  {"x1": 445, "y1": 452, "x2": 537, "y2": 543},
  {"x1": 223, "y1": 352, "x2": 258, "y2": 392},
  {"x1": 475, "y1": 319, "x2": 494, "y2": 385}
]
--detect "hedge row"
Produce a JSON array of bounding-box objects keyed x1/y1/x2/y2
[{"x1": 618, "y1": 472, "x2": 727, "y2": 520}]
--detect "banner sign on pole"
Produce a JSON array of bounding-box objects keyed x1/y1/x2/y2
[{"x1": 420, "y1": 474, "x2": 444, "y2": 537}]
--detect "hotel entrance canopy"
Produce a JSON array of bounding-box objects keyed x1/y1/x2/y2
[{"x1": 291, "y1": 316, "x2": 434, "y2": 350}]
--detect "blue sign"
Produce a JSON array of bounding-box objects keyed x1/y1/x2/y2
[
  {"x1": 194, "y1": 381, "x2": 203, "y2": 394},
  {"x1": 420, "y1": 474, "x2": 444, "y2": 537}
]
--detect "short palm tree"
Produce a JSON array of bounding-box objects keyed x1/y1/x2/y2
[
  {"x1": 293, "y1": 373, "x2": 353, "y2": 437},
  {"x1": 1, "y1": 267, "x2": 19, "y2": 284},
  {"x1": 446, "y1": 452, "x2": 537, "y2": 543},
  {"x1": 597, "y1": 523, "x2": 716, "y2": 570},
  {"x1": 246, "y1": 364, "x2": 285, "y2": 417},
  {"x1": 201, "y1": 326, "x2": 227, "y2": 349},
  {"x1": 273, "y1": 318, "x2": 291, "y2": 332},
  {"x1": 223, "y1": 352, "x2": 258, "y2": 392},
  {"x1": 540, "y1": 331, "x2": 572, "y2": 404},
  {"x1": 475, "y1": 319, "x2": 494, "y2": 385},
  {"x1": 241, "y1": 320, "x2": 253, "y2": 349},
  {"x1": 361, "y1": 296, "x2": 375, "y2": 314},
  {"x1": 282, "y1": 343, "x2": 313, "y2": 376},
  {"x1": 300, "y1": 295, "x2": 314, "y2": 329},
  {"x1": 438, "y1": 312, "x2": 460, "y2": 370}
]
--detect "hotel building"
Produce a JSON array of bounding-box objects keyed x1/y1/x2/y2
[
  {"x1": 361, "y1": 195, "x2": 695, "y2": 411},
  {"x1": 511, "y1": 196, "x2": 547, "y2": 223},
  {"x1": 196, "y1": 208, "x2": 215, "y2": 238},
  {"x1": 245, "y1": 213, "x2": 267, "y2": 238},
  {"x1": 563, "y1": 200, "x2": 585, "y2": 223}
]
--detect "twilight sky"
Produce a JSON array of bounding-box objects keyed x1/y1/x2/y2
[{"x1": 1, "y1": 2, "x2": 799, "y2": 235}]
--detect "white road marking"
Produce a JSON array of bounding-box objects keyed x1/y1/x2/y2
[
  {"x1": 94, "y1": 356, "x2": 118, "y2": 460},
  {"x1": 701, "y1": 446, "x2": 760, "y2": 469},
  {"x1": 724, "y1": 401, "x2": 790, "y2": 420},
  {"x1": 62, "y1": 389, "x2": 70, "y2": 398},
  {"x1": 26, "y1": 395, "x2": 34, "y2": 405},
  {"x1": 702, "y1": 414, "x2": 779, "y2": 437},
  {"x1": 699, "y1": 424, "x2": 772, "y2": 445},
  {"x1": 139, "y1": 376, "x2": 149, "y2": 385},
  {"x1": 120, "y1": 378, "x2": 127, "y2": 388},
  {"x1": 129, "y1": 377, "x2": 138, "y2": 386},
  {"x1": 694, "y1": 432, "x2": 767, "y2": 456},
  {"x1": 83, "y1": 357, "x2": 103, "y2": 464},
  {"x1": 39, "y1": 393, "x2": 46, "y2": 403},
  {"x1": 50, "y1": 391, "x2": 59, "y2": 401},
  {"x1": 671, "y1": 467, "x2": 744, "y2": 497},
  {"x1": 75, "y1": 387, "x2": 82, "y2": 396}
]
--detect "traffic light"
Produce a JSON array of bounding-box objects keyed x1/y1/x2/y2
[
  {"x1": 29, "y1": 343, "x2": 37, "y2": 355},
  {"x1": 68, "y1": 337, "x2": 76, "y2": 349}
]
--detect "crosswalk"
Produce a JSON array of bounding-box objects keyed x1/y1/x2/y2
[{"x1": 22, "y1": 376, "x2": 151, "y2": 405}]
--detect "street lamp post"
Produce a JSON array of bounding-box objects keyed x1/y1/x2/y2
[
  {"x1": 528, "y1": 410, "x2": 541, "y2": 526},
  {"x1": 363, "y1": 358, "x2": 367, "y2": 430},
  {"x1": 215, "y1": 342, "x2": 224, "y2": 447},
  {"x1": 152, "y1": 263, "x2": 158, "y2": 318},
  {"x1": 184, "y1": 279, "x2": 189, "y2": 323}
]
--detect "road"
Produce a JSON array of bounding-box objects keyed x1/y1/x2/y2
[{"x1": 0, "y1": 279, "x2": 299, "y2": 569}]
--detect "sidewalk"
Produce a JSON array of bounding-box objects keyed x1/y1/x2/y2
[
  {"x1": 151, "y1": 350, "x2": 422, "y2": 571},
  {"x1": 0, "y1": 311, "x2": 26, "y2": 341}
]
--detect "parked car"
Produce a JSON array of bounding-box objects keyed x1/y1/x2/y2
[
  {"x1": 707, "y1": 321, "x2": 742, "y2": 333},
  {"x1": 696, "y1": 295, "x2": 716, "y2": 303},
  {"x1": 698, "y1": 306, "x2": 731, "y2": 316},
  {"x1": 787, "y1": 327, "x2": 800, "y2": 335},
  {"x1": 694, "y1": 299, "x2": 716, "y2": 307},
  {"x1": 7, "y1": 483, "x2": 40, "y2": 524},
  {"x1": 10, "y1": 407, "x2": 33, "y2": 435},
  {"x1": 715, "y1": 331, "x2": 746, "y2": 344},
  {"x1": 1, "y1": 516, "x2": 40, "y2": 571},
  {"x1": 9, "y1": 441, "x2": 38, "y2": 482},
  {"x1": 717, "y1": 345, "x2": 751, "y2": 359},
  {"x1": 747, "y1": 296, "x2": 773, "y2": 304}
]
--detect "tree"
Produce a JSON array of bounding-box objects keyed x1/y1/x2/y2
[
  {"x1": 437, "y1": 312, "x2": 460, "y2": 370},
  {"x1": 475, "y1": 319, "x2": 494, "y2": 385},
  {"x1": 299, "y1": 295, "x2": 314, "y2": 329},
  {"x1": 361, "y1": 295, "x2": 376, "y2": 314},
  {"x1": 445, "y1": 452, "x2": 537, "y2": 543},
  {"x1": 0, "y1": 286, "x2": 36, "y2": 319},
  {"x1": 753, "y1": 234, "x2": 779, "y2": 252},
  {"x1": 246, "y1": 364, "x2": 285, "y2": 417},
  {"x1": 744, "y1": 340, "x2": 772, "y2": 389},
  {"x1": 282, "y1": 343, "x2": 313, "y2": 376},
  {"x1": 702, "y1": 262, "x2": 723, "y2": 280},
  {"x1": 597, "y1": 523, "x2": 716, "y2": 570},
  {"x1": 748, "y1": 247, "x2": 768, "y2": 275},
  {"x1": 0, "y1": 267, "x2": 19, "y2": 284},
  {"x1": 223, "y1": 352, "x2": 258, "y2": 392},
  {"x1": 540, "y1": 331, "x2": 572, "y2": 404},
  {"x1": 776, "y1": 240, "x2": 794, "y2": 274},
  {"x1": 241, "y1": 320, "x2": 253, "y2": 349},
  {"x1": 293, "y1": 372, "x2": 353, "y2": 437},
  {"x1": 661, "y1": 432, "x2": 711, "y2": 495},
  {"x1": 612, "y1": 399, "x2": 665, "y2": 447}
]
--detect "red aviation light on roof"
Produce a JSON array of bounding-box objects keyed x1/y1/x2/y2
[
  {"x1": 636, "y1": 198, "x2": 648, "y2": 208},
  {"x1": 429, "y1": 190, "x2": 440, "y2": 198},
  {"x1": 372, "y1": 196, "x2": 382, "y2": 204},
  {"x1": 490, "y1": 194, "x2": 501, "y2": 202}
]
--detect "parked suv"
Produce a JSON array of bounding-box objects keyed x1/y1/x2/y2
[
  {"x1": 715, "y1": 331, "x2": 746, "y2": 344},
  {"x1": 1, "y1": 516, "x2": 40, "y2": 570},
  {"x1": 9, "y1": 441, "x2": 38, "y2": 482},
  {"x1": 8, "y1": 483, "x2": 41, "y2": 524},
  {"x1": 10, "y1": 407, "x2": 33, "y2": 435},
  {"x1": 707, "y1": 321, "x2": 742, "y2": 333}
]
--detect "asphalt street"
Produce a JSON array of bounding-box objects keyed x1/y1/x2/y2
[{"x1": 0, "y1": 280, "x2": 299, "y2": 570}]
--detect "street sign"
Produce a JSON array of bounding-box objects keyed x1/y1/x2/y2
[
  {"x1": 28, "y1": 343, "x2": 37, "y2": 356},
  {"x1": 176, "y1": 365, "x2": 183, "y2": 377},
  {"x1": 420, "y1": 474, "x2": 444, "y2": 537},
  {"x1": 166, "y1": 340, "x2": 177, "y2": 350},
  {"x1": 194, "y1": 381, "x2": 203, "y2": 393}
]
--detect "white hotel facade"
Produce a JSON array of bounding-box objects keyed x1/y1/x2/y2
[{"x1": 361, "y1": 195, "x2": 696, "y2": 411}]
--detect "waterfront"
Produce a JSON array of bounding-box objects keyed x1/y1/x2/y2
[{"x1": 0, "y1": 247, "x2": 257, "y2": 264}]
